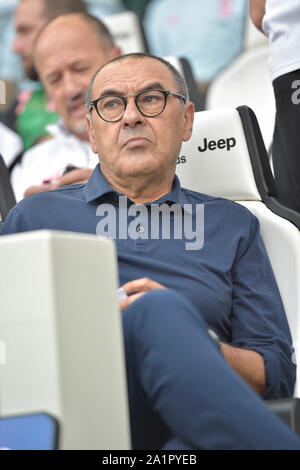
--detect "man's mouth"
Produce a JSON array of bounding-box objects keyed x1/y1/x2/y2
[
  {"x1": 123, "y1": 137, "x2": 151, "y2": 148},
  {"x1": 68, "y1": 98, "x2": 87, "y2": 118}
]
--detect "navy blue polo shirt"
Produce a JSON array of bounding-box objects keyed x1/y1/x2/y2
[{"x1": 1, "y1": 164, "x2": 295, "y2": 398}]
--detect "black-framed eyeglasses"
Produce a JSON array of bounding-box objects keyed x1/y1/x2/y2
[{"x1": 88, "y1": 89, "x2": 186, "y2": 123}]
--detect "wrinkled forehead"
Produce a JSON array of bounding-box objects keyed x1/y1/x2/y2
[
  {"x1": 92, "y1": 57, "x2": 178, "y2": 99},
  {"x1": 34, "y1": 18, "x2": 104, "y2": 70}
]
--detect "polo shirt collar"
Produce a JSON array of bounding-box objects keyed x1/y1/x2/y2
[
  {"x1": 83, "y1": 163, "x2": 185, "y2": 208},
  {"x1": 84, "y1": 164, "x2": 116, "y2": 202},
  {"x1": 153, "y1": 174, "x2": 186, "y2": 208}
]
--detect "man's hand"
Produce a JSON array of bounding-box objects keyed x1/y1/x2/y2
[
  {"x1": 119, "y1": 279, "x2": 266, "y2": 395},
  {"x1": 119, "y1": 277, "x2": 166, "y2": 312},
  {"x1": 23, "y1": 167, "x2": 93, "y2": 198},
  {"x1": 24, "y1": 182, "x2": 58, "y2": 197},
  {"x1": 55, "y1": 168, "x2": 93, "y2": 188}
]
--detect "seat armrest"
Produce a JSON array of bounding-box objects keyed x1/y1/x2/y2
[{"x1": 266, "y1": 398, "x2": 300, "y2": 436}]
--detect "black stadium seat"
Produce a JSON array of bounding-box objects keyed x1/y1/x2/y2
[
  {"x1": 164, "y1": 56, "x2": 204, "y2": 112},
  {"x1": 0, "y1": 154, "x2": 16, "y2": 224}
]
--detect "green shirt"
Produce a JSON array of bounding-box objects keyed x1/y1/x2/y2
[
  {"x1": 122, "y1": 0, "x2": 151, "y2": 17},
  {"x1": 16, "y1": 87, "x2": 59, "y2": 151}
]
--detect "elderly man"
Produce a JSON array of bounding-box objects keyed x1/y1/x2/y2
[
  {"x1": 1, "y1": 53, "x2": 300, "y2": 450},
  {"x1": 10, "y1": 12, "x2": 121, "y2": 202}
]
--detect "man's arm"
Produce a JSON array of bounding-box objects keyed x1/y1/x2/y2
[
  {"x1": 249, "y1": 0, "x2": 266, "y2": 33},
  {"x1": 120, "y1": 278, "x2": 266, "y2": 395},
  {"x1": 23, "y1": 168, "x2": 93, "y2": 198},
  {"x1": 221, "y1": 342, "x2": 266, "y2": 395},
  {"x1": 229, "y1": 210, "x2": 295, "y2": 400}
]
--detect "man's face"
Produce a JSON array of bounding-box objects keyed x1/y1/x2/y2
[
  {"x1": 35, "y1": 17, "x2": 119, "y2": 139},
  {"x1": 13, "y1": 0, "x2": 47, "y2": 80},
  {"x1": 87, "y1": 57, "x2": 194, "y2": 184}
]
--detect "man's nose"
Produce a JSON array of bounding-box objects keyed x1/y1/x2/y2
[
  {"x1": 62, "y1": 73, "x2": 83, "y2": 98},
  {"x1": 122, "y1": 97, "x2": 146, "y2": 127},
  {"x1": 12, "y1": 35, "x2": 21, "y2": 54}
]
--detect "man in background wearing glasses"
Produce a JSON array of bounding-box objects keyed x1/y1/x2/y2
[{"x1": 2, "y1": 53, "x2": 300, "y2": 450}]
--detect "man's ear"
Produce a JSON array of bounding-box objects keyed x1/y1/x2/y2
[
  {"x1": 183, "y1": 101, "x2": 195, "y2": 142},
  {"x1": 86, "y1": 114, "x2": 98, "y2": 154}
]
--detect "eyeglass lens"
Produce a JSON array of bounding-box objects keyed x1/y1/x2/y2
[{"x1": 97, "y1": 90, "x2": 166, "y2": 121}]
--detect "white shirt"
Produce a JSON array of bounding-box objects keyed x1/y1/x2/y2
[
  {"x1": 11, "y1": 121, "x2": 99, "y2": 202},
  {"x1": 263, "y1": 0, "x2": 300, "y2": 81}
]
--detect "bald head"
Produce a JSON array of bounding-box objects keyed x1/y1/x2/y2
[
  {"x1": 33, "y1": 13, "x2": 120, "y2": 140},
  {"x1": 87, "y1": 53, "x2": 189, "y2": 108},
  {"x1": 34, "y1": 12, "x2": 115, "y2": 62}
]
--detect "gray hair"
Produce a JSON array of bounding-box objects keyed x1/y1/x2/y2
[{"x1": 86, "y1": 53, "x2": 189, "y2": 115}]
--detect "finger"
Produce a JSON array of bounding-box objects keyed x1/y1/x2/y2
[
  {"x1": 56, "y1": 169, "x2": 93, "y2": 187},
  {"x1": 121, "y1": 277, "x2": 166, "y2": 295},
  {"x1": 119, "y1": 292, "x2": 145, "y2": 312}
]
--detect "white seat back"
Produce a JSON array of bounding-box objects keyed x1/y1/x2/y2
[
  {"x1": 243, "y1": 16, "x2": 268, "y2": 50},
  {"x1": 177, "y1": 108, "x2": 260, "y2": 201},
  {"x1": 0, "y1": 230, "x2": 131, "y2": 449},
  {"x1": 206, "y1": 46, "x2": 275, "y2": 152},
  {"x1": 103, "y1": 11, "x2": 147, "y2": 54},
  {"x1": 240, "y1": 202, "x2": 300, "y2": 396},
  {"x1": 0, "y1": 153, "x2": 16, "y2": 223},
  {"x1": 0, "y1": 122, "x2": 23, "y2": 168},
  {"x1": 164, "y1": 56, "x2": 184, "y2": 80},
  {"x1": 177, "y1": 108, "x2": 300, "y2": 396}
]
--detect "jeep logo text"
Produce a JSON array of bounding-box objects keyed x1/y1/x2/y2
[{"x1": 198, "y1": 137, "x2": 236, "y2": 152}]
